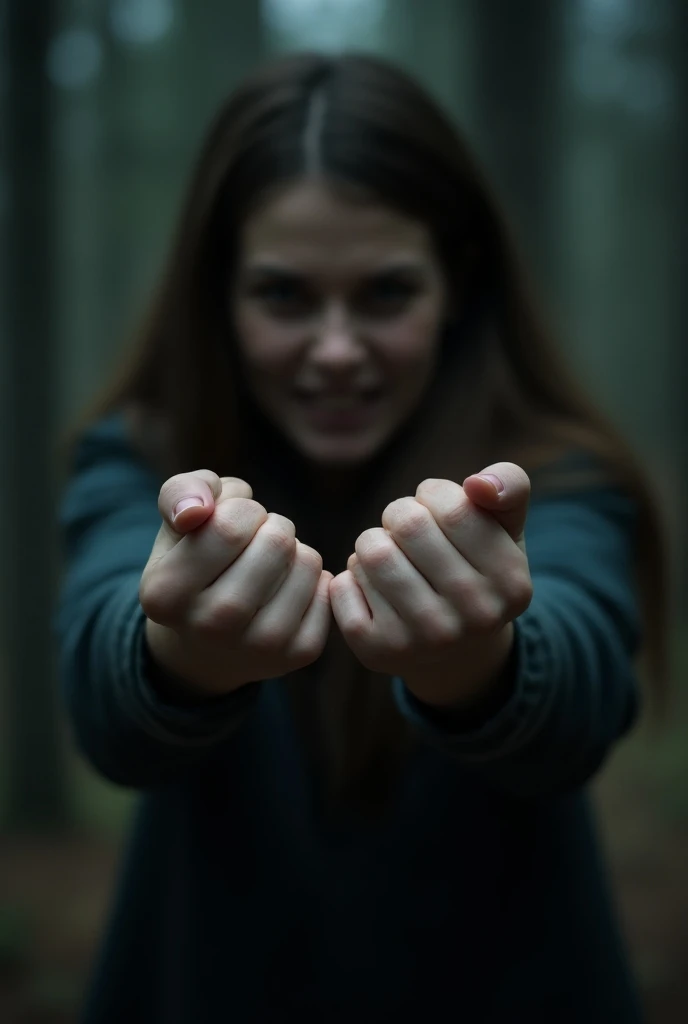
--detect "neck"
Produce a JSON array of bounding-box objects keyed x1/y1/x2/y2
[{"x1": 308, "y1": 461, "x2": 367, "y2": 500}]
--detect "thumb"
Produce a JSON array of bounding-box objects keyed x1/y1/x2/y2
[
  {"x1": 154, "y1": 471, "x2": 252, "y2": 556},
  {"x1": 463, "y1": 462, "x2": 530, "y2": 543}
]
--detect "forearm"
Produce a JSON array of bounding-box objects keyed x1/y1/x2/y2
[
  {"x1": 58, "y1": 573, "x2": 260, "y2": 788},
  {"x1": 394, "y1": 576, "x2": 640, "y2": 799}
]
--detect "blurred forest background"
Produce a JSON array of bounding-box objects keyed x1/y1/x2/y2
[{"x1": 1, "y1": 0, "x2": 687, "y2": 1021}]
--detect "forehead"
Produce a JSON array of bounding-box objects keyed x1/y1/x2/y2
[{"x1": 239, "y1": 181, "x2": 435, "y2": 272}]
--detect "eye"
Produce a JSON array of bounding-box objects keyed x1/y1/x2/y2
[
  {"x1": 247, "y1": 277, "x2": 313, "y2": 319},
  {"x1": 357, "y1": 275, "x2": 420, "y2": 318}
]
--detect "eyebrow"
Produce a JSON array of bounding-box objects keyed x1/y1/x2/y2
[
  {"x1": 241, "y1": 263, "x2": 304, "y2": 278},
  {"x1": 241, "y1": 258, "x2": 428, "y2": 277}
]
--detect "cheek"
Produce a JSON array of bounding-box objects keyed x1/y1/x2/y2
[
  {"x1": 375, "y1": 308, "x2": 443, "y2": 378},
  {"x1": 235, "y1": 308, "x2": 304, "y2": 378}
]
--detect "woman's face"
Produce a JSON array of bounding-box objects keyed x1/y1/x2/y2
[{"x1": 233, "y1": 181, "x2": 448, "y2": 467}]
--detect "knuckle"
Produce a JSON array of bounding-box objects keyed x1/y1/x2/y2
[
  {"x1": 416, "y1": 478, "x2": 459, "y2": 504},
  {"x1": 341, "y1": 615, "x2": 371, "y2": 647},
  {"x1": 210, "y1": 512, "x2": 245, "y2": 549},
  {"x1": 384, "y1": 498, "x2": 431, "y2": 541},
  {"x1": 441, "y1": 574, "x2": 478, "y2": 607},
  {"x1": 355, "y1": 529, "x2": 394, "y2": 570},
  {"x1": 220, "y1": 475, "x2": 252, "y2": 498},
  {"x1": 296, "y1": 543, "x2": 323, "y2": 575},
  {"x1": 192, "y1": 593, "x2": 251, "y2": 636},
  {"x1": 464, "y1": 596, "x2": 503, "y2": 634},
  {"x1": 288, "y1": 649, "x2": 319, "y2": 672},
  {"x1": 259, "y1": 521, "x2": 297, "y2": 561},
  {"x1": 139, "y1": 574, "x2": 183, "y2": 625},
  {"x1": 416, "y1": 477, "x2": 448, "y2": 495},
  {"x1": 235, "y1": 497, "x2": 268, "y2": 520},
  {"x1": 254, "y1": 624, "x2": 291, "y2": 655},
  {"x1": 289, "y1": 630, "x2": 328, "y2": 669},
  {"x1": 440, "y1": 498, "x2": 472, "y2": 531},
  {"x1": 211, "y1": 499, "x2": 263, "y2": 548},
  {"x1": 193, "y1": 469, "x2": 219, "y2": 484},
  {"x1": 265, "y1": 511, "x2": 296, "y2": 533},
  {"x1": 416, "y1": 610, "x2": 457, "y2": 647},
  {"x1": 501, "y1": 569, "x2": 533, "y2": 614}
]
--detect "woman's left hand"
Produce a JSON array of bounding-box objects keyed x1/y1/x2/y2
[{"x1": 329, "y1": 463, "x2": 533, "y2": 709}]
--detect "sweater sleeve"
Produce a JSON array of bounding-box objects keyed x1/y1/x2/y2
[
  {"x1": 56, "y1": 415, "x2": 260, "y2": 789},
  {"x1": 392, "y1": 487, "x2": 642, "y2": 798}
]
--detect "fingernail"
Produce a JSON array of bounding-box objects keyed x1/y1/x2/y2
[
  {"x1": 173, "y1": 497, "x2": 205, "y2": 519},
  {"x1": 479, "y1": 474, "x2": 504, "y2": 494}
]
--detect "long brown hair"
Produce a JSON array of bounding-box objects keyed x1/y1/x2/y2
[{"x1": 80, "y1": 52, "x2": 668, "y2": 810}]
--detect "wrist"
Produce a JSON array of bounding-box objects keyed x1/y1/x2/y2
[
  {"x1": 144, "y1": 619, "x2": 248, "y2": 706},
  {"x1": 402, "y1": 623, "x2": 516, "y2": 712}
]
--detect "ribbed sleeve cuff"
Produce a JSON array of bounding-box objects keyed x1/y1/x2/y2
[
  {"x1": 392, "y1": 615, "x2": 556, "y2": 763},
  {"x1": 110, "y1": 578, "x2": 261, "y2": 748}
]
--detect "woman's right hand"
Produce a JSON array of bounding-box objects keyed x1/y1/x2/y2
[{"x1": 139, "y1": 470, "x2": 332, "y2": 697}]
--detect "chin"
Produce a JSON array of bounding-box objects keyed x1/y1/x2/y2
[{"x1": 293, "y1": 429, "x2": 389, "y2": 468}]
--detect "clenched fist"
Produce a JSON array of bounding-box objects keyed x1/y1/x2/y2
[
  {"x1": 140, "y1": 471, "x2": 332, "y2": 697},
  {"x1": 329, "y1": 464, "x2": 534, "y2": 708}
]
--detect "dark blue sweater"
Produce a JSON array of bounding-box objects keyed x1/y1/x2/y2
[{"x1": 57, "y1": 416, "x2": 645, "y2": 1023}]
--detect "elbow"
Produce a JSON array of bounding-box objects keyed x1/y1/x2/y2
[
  {"x1": 500, "y1": 701, "x2": 640, "y2": 801},
  {"x1": 67, "y1": 719, "x2": 185, "y2": 790},
  {"x1": 60, "y1": 667, "x2": 163, "y2": 790},
  {"x1": 65, "y1": 707, "x2": 150, "y2": 789}
]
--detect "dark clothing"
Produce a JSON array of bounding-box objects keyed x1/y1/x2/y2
[{"x1": 58, "y1": 416, "x2": 644, "y2": 1023}]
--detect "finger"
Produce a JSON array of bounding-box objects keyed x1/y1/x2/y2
[
  {"x1": 353, "y1": 528, "x2": 453, "y2": 635},
  {"x1": 244, "y1": 545, "x2": 324, "y2": 647},
  {"x1": 348, "y1": 551, "x2": 400, "y2": 626},
  {"x1": 330, "y1": 569, "x2": 373, "y2": 639},
  {"x1": 141, "y1": 498, "x2": 267, "y2": 625},
  {"x1": 415, "y1": 478, "x2": 518, "y2": 577},
  {"x1": 381, "y1": 496, "x2": 480, "y2": 597},
  {"x1": 287, "y1": 569, "x2": 334, "y2": 668},
  {"x1": 219, "y1": 476, "x2": 254, "y2": 502},
  {"x1": 333, "y1": 560, "x2": 410, "y2": 672},
  {"x1": 189, "y1": 513, "x2": 296, "y2": 633},
  {"x1": 461, "y1": 463, "x2": 530, "y2": 543}
]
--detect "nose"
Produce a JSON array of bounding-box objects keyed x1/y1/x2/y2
[{"x1": 307, "y1": 303, "x2": 365, "y2": 371}]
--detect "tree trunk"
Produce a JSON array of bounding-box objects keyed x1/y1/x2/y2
[
  {"x1": 470, "y1": 0, "x2": 563, "y2": 292},
  {"x1": 2, "y1": 0, "x2": 70, "y2": 828},
  {"x1": 674, "y1": 0, "x2": 688, "y2": 613}
]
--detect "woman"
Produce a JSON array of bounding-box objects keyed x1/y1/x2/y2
[{"x1": 58, "y1": 52, "x2": 665, "y2": 1023}]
